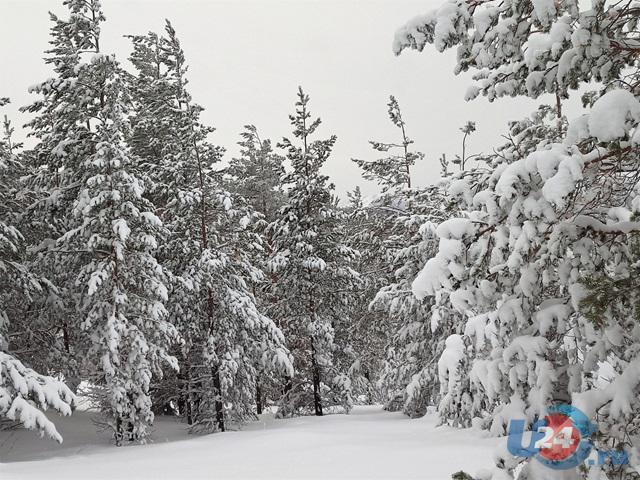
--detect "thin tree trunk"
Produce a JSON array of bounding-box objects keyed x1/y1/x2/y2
[
  {"x1": 211, "y1": 364, "x2": 225, "y2": 431},
  {"x1": 400, "y1": 122, "x2": 412, "y2": 188},
  {"x1": 555, "y1": 90, "x2": 564, "y2": 136},
  {"x1": 207, "y1": 290, "x2": 225, "y2": 432},
  {"x1": 189, "y1": 69, "x2": 225, "y2": 432},
  {"x1": 310, "y1": 339, "x2": 323, "y2": 416},
  {"x1": 256, "y1": 380, "x2": 263, "y2": 415},
  {"x1": 184, "y1": 358, "x2": 194, "y2": 425}
]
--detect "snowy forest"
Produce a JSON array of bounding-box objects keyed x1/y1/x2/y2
[{"x1": 1, "y1": 0, "x2": 640, "y2": 479}]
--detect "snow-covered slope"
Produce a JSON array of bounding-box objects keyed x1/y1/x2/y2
[{"x1": 1, "y1": 406, "x2": 500, "y2": 479}]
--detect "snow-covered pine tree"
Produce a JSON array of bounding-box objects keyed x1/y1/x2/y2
[
  {"x1": 19, "y1": 0, "x2": 109, "y2": 393},
  {"x1": 349, "y1": 94, "x2": 450, "y2": 416},
  {"x1": 396, "y1": 0, "x2": 640, "y2": 477},
  {"x1": 24, "y1": 1, "x2": 178, "y2": 444},
  {"x1": 68, "y1": 57, "x2": 178, "y2": 444},
  {"x1": 225, "y1": 125, "x2": 287, "y2": 413},
  {"x1": 341, "y1": 187, "x2": 389, "y2": 404},
  {"x1": 0, "y1": 98, "x2": 75, "y2": 442},
  {"x1": 269, "y1": 87, "x2": 359, "y2": 417},
  {"x1": 343, "y1": 95, "x2": 428, "y2": 406},
  {"x1": 226, "y1": 125, "x2": 286, "y2": 222},
  {"x1": 127, "y1": 21, "x2": 292, "y2": 431},
  {"x1": 352, "y1": 95, "x2": 423, "y2": 192},
  {"x1": 372, "y1": 185, "x2": 450, "y2": 418},
  {"x1": 348, "y1": 95, "x2": 418, "y2": 408}
]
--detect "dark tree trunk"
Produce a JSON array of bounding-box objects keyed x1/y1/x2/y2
[
  {"x1": 185, "y1": 398, "x2": 193, "y2": 425},
  {"x1": 283, "y1": 377, "x2": 292, "y2": 395},
  {"x1": 185, "y1": 361, "x2": 195, "y2": 425},
  {"x1": 310, "y1": 340, "x2": 323, "y2": 416},
  {"x1": 211, "y1": 365, "x2": 225, "y2": 432},
  {"x1": 256, "y1": 380, "x2": 263, "y2": 415}
]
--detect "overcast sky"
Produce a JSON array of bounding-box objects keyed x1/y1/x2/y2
[{"x1": 1, "y1": 0, "x2": 582, "y2": 199}]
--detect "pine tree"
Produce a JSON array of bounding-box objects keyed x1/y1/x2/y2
[
  {"x1": 70, "y1": 58, "x2": 177, "y2": 444},
  {"x1": 396, "y1": 0, "x2": 640, "y2": 477},
  {"x1": 127, "y1": 21, "x2": 292, "y2": 431},
  {"x1": 347, "y1": 95, "x2": 420, "y2": 406},
  {"x1": 19, "y1": 0, "x2": 108, "y2": 393},
  {"x1": 23, "y1": 1, "x2": 178, "y2": 443},
  {"x1": 349, "y1": 95, "x2": 450, "y2": 415},
  {"x1": 374, "y1": 186, "x2": 450, "y2": 417},
  {"x1": 225, "y1": 125, "x2": 287, "y2": 413},
  {"x1": 227, "y1": 125, "x2": 286, "y2": 222},
  {"x1": 352, "y1": 95, "x2": 422, "y2": 192},
  {"x1": 0, "y1": 98, "x2": 76, "y2": 442},
  {"x1": 269, "y1": 87, "x2": 359, "y2": 416}
]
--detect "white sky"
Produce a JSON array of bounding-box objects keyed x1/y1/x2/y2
[{"x1": 0, "y1": 0, "x2": 583, "y2": 199}]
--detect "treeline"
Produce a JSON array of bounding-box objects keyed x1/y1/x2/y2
[{"x1": 0, "y1": 0, "x2": 446, "y2": 445}]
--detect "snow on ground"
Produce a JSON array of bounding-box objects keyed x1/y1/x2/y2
[{"x1": 1, "y1": 406, "x2": 501, "y2": 479}]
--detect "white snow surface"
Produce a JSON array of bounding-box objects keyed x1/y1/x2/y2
[
  {"x1": 587, "y1": 89, "x2": 640, "y2": 142},
  {"x1": 0, "y1": 406, "x2": 500, "y2": 479}
]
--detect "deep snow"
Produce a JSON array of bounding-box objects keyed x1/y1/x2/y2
[{"x1": 1, "y1": 406, "x2": 500, "y2": 479}]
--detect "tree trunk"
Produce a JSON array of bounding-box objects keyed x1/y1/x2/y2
[
  {"x1": 310, "y1": 340, "x2": 323, "y2": 416},
  {"x1": 256, "y1": 379, "x2": 263, "y2": 415},
  {"x1": 211, "y1": 365, "x2": 225, "y2": 432}
]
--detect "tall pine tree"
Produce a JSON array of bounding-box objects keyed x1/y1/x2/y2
[
  {"x1": 0, "y1": 98, "x2": 76, "y2": 442},
  {"x1": 269, "y1": 87, "x2": 359, "y2": 416},
  {"x1": 24, "y1": 1, "x2": 178, "y2": 443},
  {"x1": 127, "y1": 21, "x2": 292, "y2": 431}
]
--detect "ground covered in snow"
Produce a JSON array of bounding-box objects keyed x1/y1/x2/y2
[{"x1": 0, "y1": 406, "x2": 500, "y2": 479}]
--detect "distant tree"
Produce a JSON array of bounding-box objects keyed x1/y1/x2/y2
[
  {"x1": 227, "y1": 125, "x2": 286, "y2": 221},
  {"x1": 350, "y1": 94, "x2": 451, "y2": 415},
  {"x1": 352, "y1": 95, "x2": 422, "y2": 192},
  {"x1": 341, "y1": 187, "x2": 389, "y2": 403}
]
